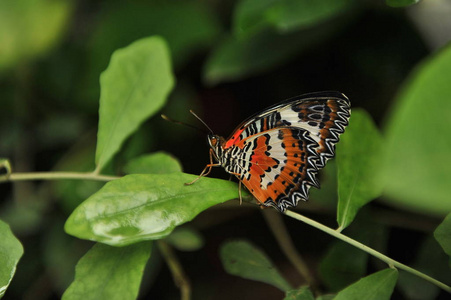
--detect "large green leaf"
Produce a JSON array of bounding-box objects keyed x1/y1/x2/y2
[
  {"x1": 334, "y1": 269, "x2": 398, "y2": 300},
  {"x1": 220, "y1": 240, "x2": 292, "y2": 292},
  {"x1": 62, "y1": 242, "x2": 151, "y2": 300},
  {"x1": 123, "y1": 151, "x2": 182, "y2": 174},
  {"x1": 65, "y1": 173, "x2": 240, "y2": 246},
  {"x1": 234, "y1": 0, "x2": 357, "y2": 36},
  {"x1": 0, "y1": 220, "x2": 24, "y2": 298},
  {"x1": 0, "y1": 0, "x2": 72, "y2": 73},
  {"x1": 95, "y1": 36, "x2": 174, "y2": 172},
  {"x1": 382, "y1": 43, "x2": 451, "y2": 215},
  {"x1": 434, "y1": 213, "x2": 451, "y2": 257},
  {"x1": 336, "y1": 109, "x2": 383, "y2": 230}
]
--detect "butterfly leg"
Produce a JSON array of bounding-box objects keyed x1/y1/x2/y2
[
  {"x1": 238, "y1": 180, "x2": 242, "y2": 205},
  {"x1": 185, "y1": 149, "x2": 220, "y2": 185}
]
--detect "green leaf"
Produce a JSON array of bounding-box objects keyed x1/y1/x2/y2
[
  {"x1": 309, "y1": 160, "x2": 338, "y2": 207},
  {"x1": 165, "y1": 227, "x2": 204, "y2": 252},
  {"x1": 319, "y1": 217, "x2": 383, "y2": 292},
  {"x1": 284, "y1": 286, "x2": 314, "y2": 300},
  {"x1": 220, "y1": 240, "x2": 292, "y2": 292},
  {"x1": 62, "y1": 242, "x2": 151, "y2": 300},
  {"x1": 123, "y1": 151, "x2": 182, "y2": 174},
  {"x1": 234, "y1": 0, "x2": 357, "y2": 36},
  {"x1": 386, "y1": 0, "x2": 420, "y2": 8},
  {"x1": 336, "y1": 109, "x2": 383, "y2": 230},
  {"x1": 334, "y1": 269, "x2": 398, "y2": 300},
  {"x1": 382, "y1": 43, "x2": 451, "y2": 215},
  {"x1": 320, "y1": 240, "x2": 368, "y2": 291},
  {"x1": 397, "y1": 236, "x2": 449, "y2": 300},
  {"x1": 0, "y1": 0, "x2": 72, "y2": 73},
  {"x1": 65, "y1": 173, "x2": 240, "y2": 246},
  {"x1": 434, "y1": 213, "x2": 451, "y2": 257},
  {"x1": 95, "y1": 36, "x2": 174, "y2": 172},
  {"x1": 0, "y1": 220, "x2": 24, "y2": 298},
  {"x1": 204, "y1": 19, "x2": 347, "y2": 85}
]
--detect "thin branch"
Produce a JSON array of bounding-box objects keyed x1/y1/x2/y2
[
  {"x1": 262, "y1": 209, "x2": 316, "y2": 288},
  {"x1": 0, "y1": 172, "x2": 119, "y2": 183},
  {"x1": 284, "y1": 210, "x2": 451, "y2": 293},
  {"x1": 158, "y1": 240, "x2": 191, "y2": 300}
]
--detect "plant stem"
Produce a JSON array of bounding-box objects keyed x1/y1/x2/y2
[
  {"x1": 158, "y1": 240, "x2": 191, "y2": 300},
  {"x1": 262, "y1": 209, "x2": 316, "y2": 288},
  {"x1": 284, "y1": 210, "x2": 451, "y2": 293},
  {"x1": 0, "y1": 172, "x2": 119, "y2": 182}
]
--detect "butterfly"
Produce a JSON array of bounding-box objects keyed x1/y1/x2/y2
[{"x1": 191, "y1": 91, "x2": 351, "y2": 212}]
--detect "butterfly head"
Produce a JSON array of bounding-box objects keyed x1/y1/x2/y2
[{"x1": 207, "y1": 134, "x2": 225, "y2": 161}]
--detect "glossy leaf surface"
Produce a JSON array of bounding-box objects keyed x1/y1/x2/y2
[
  {"x1": 65, "y1": 173, "x2": 239, "y2": 246},
  {"x1": 0, "y1": 220, "x2": 24, "y2": 298}
]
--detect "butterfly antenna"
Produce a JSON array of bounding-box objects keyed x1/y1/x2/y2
[
  {"x1": 161, "y1": 114, "x2": 209, "y2": 134},
  {"x1": 189, "y1": 110, "x2": 214, "y2": 134}
]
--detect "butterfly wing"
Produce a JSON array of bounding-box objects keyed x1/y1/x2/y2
[
  {"x1": 234, "y1": 128, "x2": 321, "y2": 211},
  {"x1": 224, "y1": 91, "x2": 350, "y2": 211}
]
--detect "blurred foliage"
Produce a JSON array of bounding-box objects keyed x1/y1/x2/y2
[
  {"x1": 382, "y1": 42, "x2": 451, "y2": 215},
  {"x1": 220, "y1": 240, "x2": 292, "y2": 292},
  {"x1": 386, "y1": 0, "x2": 420, "y2": 8},
  {"x1": 1, "y1": 0, "x2": 451, "y2": 299},
  {"x1": 0, "y1": 0, "x2": 73, "y2": 74}
]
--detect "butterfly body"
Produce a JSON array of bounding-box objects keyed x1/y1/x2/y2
[{"x1": 206, "y1": 91, "x2": 350, "y2": 212}]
